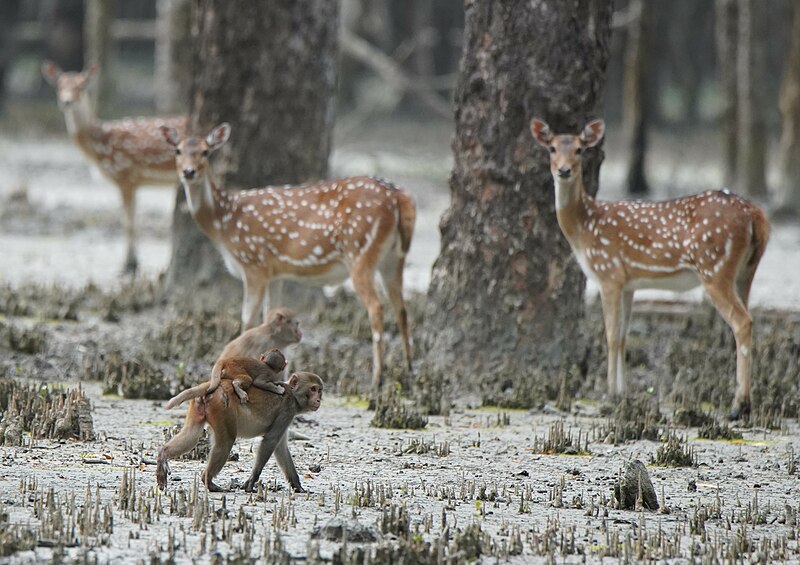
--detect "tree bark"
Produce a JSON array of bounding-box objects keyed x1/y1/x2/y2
[
  {"x1": 735, "y1": 0, "x2": 768, "y2": 198},
  {"x1": 41, "y1": 0, "x2": 84, "y2": 72},
  {"x1": 164, "y1": 0, "x2": 339, "y2": 315},
  {"x1": 623, "y1": 0, "x2": 650, "y2": 195},
  {"x1": 422, "y1": 0, "x2": 612, "y2": 403},
  {"x1": 775, "y1": 2, "x2": 800, "y2": 217},
  {"x1": 154, "y1": 0, "x2": 191, "y2": 115},
  {"x1": 715, "y1": 0, "x2": 738, "y2": 187},
  {"x1": 0, "y1": 0, "x2": 21, "y2": 115},
  {"x1": 84, "y1": 0, "x2": 116, "y2": 117}
]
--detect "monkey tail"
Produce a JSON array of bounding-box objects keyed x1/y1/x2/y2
[
  {"x1": 395, "y1": 190, "x2": 416, "y2": 256},
  {"x1": 165, "y1": 383, "x2": 210, "y2": 409}
]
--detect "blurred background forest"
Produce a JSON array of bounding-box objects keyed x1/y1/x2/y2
[{"x1": 0, "y1": 0, "x2": 798, "y2": 217}]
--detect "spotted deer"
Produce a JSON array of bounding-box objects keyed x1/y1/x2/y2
[
  {"x1": 531, "y1": 118, "x2": 769, "y2": 418},
  {"x1": 161, "y1": 123, "x2": 416, "y2": 397},
  {"x1": 42, "y1": 61, "x2": 188, "y2": 274}
]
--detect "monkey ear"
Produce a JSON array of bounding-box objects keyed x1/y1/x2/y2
[
  {"x1": 275, "y1": 312, "x2": 286, "y2": 323},
  {"x1": 287, "y1": 373, "x2": 300, "y2": 388},
  {"x1": 259, "y1": 353, "x2": 267, "y2": 362}
]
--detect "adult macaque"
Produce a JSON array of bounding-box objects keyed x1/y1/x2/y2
[
  {"x1": 165, "y1": 349, "x2": 287, "y2": 409},
  {"x1": 157, "y1": 371, "x2": 324, "y2": 492},
  {"x1": 220, "y1": 307, "x2": 302, "y2": 360}
]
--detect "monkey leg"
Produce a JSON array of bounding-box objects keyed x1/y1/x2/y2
[
  {"x1": 156, "y1": 405, "x2": 207, "y2": 489},
  {"x1": 202, "y1": 418, "x2": 237, "y2": 492},
  {"x1": 232, "y1": 380, "x2": 250, "y2": 403}
]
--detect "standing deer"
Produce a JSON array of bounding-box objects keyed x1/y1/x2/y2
[
  {"x1": 161, "y1": 123, "x2": 416, "y2": 398},
  {"x1": 42, "y1": 61, "x2": 188, "y2": 274},
  {"x1": 531, "y1": 118, "x2": 769, "y2": 418}
]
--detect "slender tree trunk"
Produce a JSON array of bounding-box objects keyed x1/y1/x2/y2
[
  {"x1": 84, "y1": 0, "x2": 116, "y2": 117},
  {"x1": 421, "y1": 0, "x2": 612, "y2": 409},
  {"x1": 164, "y1": 0, "x2": 339, "y2": 316},
  {"x1": 715, "y1": 0, "x2": 738, "y2": 187},
  {"x1": 154, "y1": 0, "x2": 191, "y2": 115},
  {"x1": 623, "y1": 0, "x2": 650, "y2": 195},
  {"x1": 775, "y1": 3, "x2": 800, "y2": 217},
  {"x1": 735, "y1": 0, "x2": 768, "y2": 198},
  {"x1": 41, "y1": 0, "x2": 84, "y2": 72},
  {"x1": 0, "y1": 0, "x2": 21, "y2": 115}
]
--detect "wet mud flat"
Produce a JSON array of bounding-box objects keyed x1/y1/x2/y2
[{"x1": 0, "y1": 281, "x2": 799, "y2": 563}]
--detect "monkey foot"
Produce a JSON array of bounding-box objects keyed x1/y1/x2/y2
[{"x1": 205, "y1": 480, "x2": 226, "y2": 492}]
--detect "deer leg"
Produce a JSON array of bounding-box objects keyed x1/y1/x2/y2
[
  {"x1": 119, "y1": 184, "x2": 138, "y2": 275},
  {"x1": 379, "y1": 255, "x2": 413, "y2": 372},
  {"x1": 703, "y1": 280, "x2": 753, "y2": 419},
  {"x1": 351, "y1": 262, "x2": 385, "y2": 399},
  {"x1": 599, "y1": 285, "x2": 625, "y2": 397},
  {"x1": 618, "y1": 290, "x2": 635, "y2": 395},
  {"x1": 241, "y1": 277, "x2": 268, "y2": 330}
]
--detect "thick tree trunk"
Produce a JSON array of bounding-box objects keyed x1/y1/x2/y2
[
  {"x1": 623, "y1": 0, "x2": 650, "y2": 195},
  {"x1": 422, "y1": 0, "x2": 612, "y2": 406},
  {"x1": 735, "y1": 0, "x2": 768, "y2": 198},
  {"x1": 84, "y1": 0, "x2": 116, "y2": 117},
  {"x1": 775, "y1": 3, "x2": 800, "y2": 217},
  {"x1": 715, "y1": 0, "x2": 738, "y2": 187},
  {"x1": 154, "y1": 0, "x2": 191, "y2": 115},
  {"x1": 164, "y1": 0, "x2": 339, "y2": 316}
]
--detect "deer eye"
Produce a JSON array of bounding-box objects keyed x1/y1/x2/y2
[
  {"x1": 201, "y1": 149, "x2": 209, "y2": 157},
  {"x1": 549, "y1": 146, "x2": 556, "y2": 154},
  {"x1": 575, "y1": 147, "x2": 583, "y2": 155},
  {"x1": 175, "y1": 148, "x2": 181, "y2": 156}
]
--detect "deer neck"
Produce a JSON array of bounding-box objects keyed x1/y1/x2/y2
[
  {"x1": 553, "y1": 174, "x2": 593, "y2": 243},
  {"x1": 182, "y1": 170, "x2": 229, "y2": 236},
  {"x1": 62, "y1": 96, "x2": 95, "y2": 138}
]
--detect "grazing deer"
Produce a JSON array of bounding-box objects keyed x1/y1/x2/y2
[
  {"x1": 161, "y1": 123, "x2": 416, "y2": 397},
  {"x1": 42, "y1": 61, "x2": 188, "y2": 274},
  {"x1": 531, "y1": 118, "x2": 769, "y2": 418}
]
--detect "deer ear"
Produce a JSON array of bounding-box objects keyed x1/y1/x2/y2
[
  {"x1": 530, "y1": 119, "x2": 553, "y2": 146},
  {"x1": 580, "y1": 119, "x2": 605, "y2": 147},
  {"x1": 161, "y1": 126, "x2": 180, "y2": 147},
  {"x1": 41, "y1": 60, "x2": 61, "y2": 84},
  {"x1": 207, "y1": 123, "x2": 231, "y2": 151}
]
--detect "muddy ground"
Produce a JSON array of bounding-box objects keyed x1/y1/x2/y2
[{"x1": 0, "y1": 118, "x2": 799, "y2": 563}]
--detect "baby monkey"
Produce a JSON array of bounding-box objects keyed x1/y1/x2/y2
[{"x1": 165, "y1": 349, "x2": 287, "y2": 409}]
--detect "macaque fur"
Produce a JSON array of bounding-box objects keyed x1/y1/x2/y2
[
  {"x1": 156, "y1": 371, "x2": 324, "y2": 492},
  {"x1": 220, "y1": 307, "x2": 302, "y2": 360},
  {"x1": 208, "y1": 306, "x2": 301, "y2": 394},
  {"x1": 165, "y1": 349, "x2": 287, "y2": 409}
]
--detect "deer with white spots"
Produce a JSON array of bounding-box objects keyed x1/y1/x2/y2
[
  {"x1": 42, "y1": 62, "x2": 188, "y2": 274},
  {"x1": 531, "y1": 118, "x2": 770, "y2": 418},
  {"x1": 161, "y1": 123, "x2": 416, "y2": 398}
]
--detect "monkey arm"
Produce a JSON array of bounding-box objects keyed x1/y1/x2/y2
[
  {"x1": 273, "y1": 430, "x2": 303, "y2": 492},
  {"x1": 242, "y1": 411, "x2": 295, "y2": 492}
]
